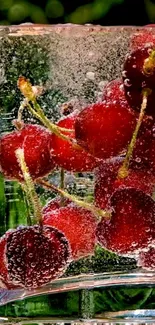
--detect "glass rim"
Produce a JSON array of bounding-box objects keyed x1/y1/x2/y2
[
  {"x1": 1, "y1": 270, "x2": 155, "y2": 306},
  {"x1": 0, "y1": 23, "x2": 154, "y2": 36}
]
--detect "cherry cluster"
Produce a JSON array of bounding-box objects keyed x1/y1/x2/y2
[{"x1": 0, "y1": 28, "x2": 155, "y2": 290}]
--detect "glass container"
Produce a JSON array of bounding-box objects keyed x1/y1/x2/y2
[{"x1": 0, "y1": 24, "x2": 155, "y2": 324}]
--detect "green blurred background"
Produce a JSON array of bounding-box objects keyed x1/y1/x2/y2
[{"x1": 0, "y1": 0, "x2": 155, "y2": 26}]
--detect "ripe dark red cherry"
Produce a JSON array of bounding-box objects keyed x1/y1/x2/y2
[
  {"x1": 0, "y1": 235, "x2": 8, "y2": 286},
  {"x1": 51, "y1": 114, "x2": 98, "y2": 172},
  {"x1": 137, "y1": 247, "x2": 155, "y2": 270},
  {"x1": 123, "y1": 45, "x2": 155, "y2": 116},
  {"x1": 43, "y1": 200, "x2": 97, "y2": 259},
  {"x1": 96, "y1": 188, "x2": 155, "y2": 255},
  {"x1": 6, "y1": 225, "x2": 70, "y2": 288},
  {"x1": 0, "y1": 124, "x2": 55, "y2": 181},
  {"x1": 0, "y1": 233, "x2": 21, "y2": 289},
  {"x1": 75, "y1": 102, "x2": 137, "y2": 160},
  {"x1": 0, "y1": 235, "x2": 12, "y2": 288},
  {"x1": 95, "y1": 158, "x2": 155, "y2": 210}
]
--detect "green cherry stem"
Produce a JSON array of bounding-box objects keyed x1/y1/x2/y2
[
  {"x1": 118, "y1": 89, "x2": 149, "y2": 179},
  {"x1": 15, "y1": 148, "x2": 43, "y2": 226},
  {"x1": 21, "y1": 183, "x2": 33, "y2": 226},
  {"x1": 18, "y1": 77, "x2": 81, "y2": 150},
  {"x1": 31, "y1": 100, "x2": 82, "y2": 150},
  {"x1": 37, "y1": 178, "x2": 111, "y2": 221}
]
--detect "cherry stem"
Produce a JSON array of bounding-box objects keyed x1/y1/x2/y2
[
  {"x1": 17, "y1": 99, "x2": 28, "y2": 125},
  {"x1": 37, "y1": 179, "x2": 111, "y2": 221},
  {"x1": 21, "y1": 183, "x2": 33, "y2": 226},
  {"x1": 60, "y1": 168, "x2": 66, "y2": 206},
  {"x1": 143, "y1": 49, "x2": 155, "y2": 76},
  {"x1": 15, "y1": 148, "x2": 43, "y2": 227},
  {"x1": 17, "y1": 77, "x2": 82, "y2": 150},
  {"x1": 31, "y1": 99, "x2": 82, "y2": 150},
  {"x1": 118, "y1": 90, "x2": 148, "y2": 179}
]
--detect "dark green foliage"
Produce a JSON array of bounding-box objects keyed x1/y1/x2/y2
[
  {"x1": 65, "y1": 245, "x2": 137, "y2": 276},
  {"x1": 0, "y1": 292, "x2": 79, "y2": 317},
  {"x1": 0, "y1": 35, "x2": 67, "y2": 133}
]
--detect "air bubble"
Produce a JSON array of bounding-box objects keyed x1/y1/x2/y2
[
  {"x1": 124, "y1": 79, "x2": 132, "y2": 87},
  {"x1": 135, "y1": 157, "x2": 141, "y2": 163},
  {"x1": 86, "y1": 71, "x2": 95, "y2": 80},
  {"x1": 122, "y1": 70, "x2": 127, "y2": 78}
]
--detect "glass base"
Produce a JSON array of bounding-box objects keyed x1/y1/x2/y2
[
  {"x1": 1, "y1": 312, "x2": 155, "y2": 325},
  {"x1": 0, "y1": 272, "x2": 155, "y2": 323}
]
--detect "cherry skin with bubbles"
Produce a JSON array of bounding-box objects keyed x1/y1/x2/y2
[
  {"x1": 50, "y1": 114, "x2": 98, "y2": 172},
  {"x1": 102, "y1": 79, "x2": 127, "y2": 105},
  {"x1": 123, "y1": 45, "x2": 155, "y2": 116},
  {"x1": 131, "y1": 30, "x2": 155, "y2": 50},
  {"x1": 75, "y1": 102, "x2": 137, "y2": 160},
  {"x1": 96, "y1": 188, "x2": 155, "y2": 255},
  {"x1": 6, "y1": 225, "x2": 71, "y2": 288},
  {"x1": 137, "y1": 247, "x2": 155, "y2": 270},
  {"x1": 43, "y1": 199, "x2": 97, "y2": 260},
  {"x1": 0, "y1": 234, "x2": 20, "y2": 289},
  {"x1": 0, "y1": 124, "x2": 55, "y2": 181},
  {"x1": 95, "y1": 158, "x2": 155, "y2": 210}
]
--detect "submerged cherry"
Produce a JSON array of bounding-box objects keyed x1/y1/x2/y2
[
  {"x1": 75, "y1": 102, "x2": 137, "y2": 160},
  {"x1": 42, "y1": 197, "x2": 70, "y2": 215},
  {"x1": 43, "y1": 199, "x2": 97, "y2": 259},
  {"x1": 0, "y1": 233, "x2": 21, "y2": 289},
  {"x1": 95, "y1": 158, "x2": 155, "y2": 210},
  {"x1": 96, "y1": 188, "x2": 155, "y2": 255},
  {"x1": 131, "y1": 30, "x2": 155, "y2": 50},
  {"x1": 102, "y1": 79, "x2": 127, "y2": 105},
  {"x1": 6, "y1": 225, "x2": 71, "y2": 288},
  {"x1": 123, "y1": 45, "x2": 155, "y2": 116},
  {"x1": 138, "y1": 247, "x2": 155, "y2": 270},
  {"x1": 50, "y1": 114, "x2": 98, "y2": 172},
  {"x1": 0, "y1": 235, "x2": 8, "y2": 285},
  {"x1": 0, "y1": 235, "x2": 12, "y2": 288},
  {"x1": 0, "y1": 124, "x2": 55, "y2": 181}
]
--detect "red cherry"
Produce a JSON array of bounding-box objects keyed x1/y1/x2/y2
[
  {"x1": 0, "y1": 124, "x2": 55, "y2": 181},
  {"x1": 131, "y1": 124, "x2": 155, "y2": 176},
  {"x1": 132, "y1": 128, "x2": 153, "y2": 169},
  {"x1": 131, "y1": 30, "x2": 155, "y2": 50},
  {"x1": 0, "y1": 234, "x2": 21, "y2": 289},
  {"x1": 75, "y1": 102, "x2": 137, "y2": 160},
  {"x1": 103, "y1": 79, "x2": 153, "y2": 136},
  {"x1": 123, "y1": 45, "x2": 155, "y2": 116},
  {"x1": 50, "y1": 114, "x2": 98, "y2": 172},
  {"x1": 43, "y1": 200, "x2": 97, "y2": 259},
  {"x1": 102, "y1": 79, "x2": 127, "y2": 105},
  {"x1": 137, "y1": 247, "x2": 155, "y2": 270},
  {"x1": 42, "y1": 197, "x2": 70, "y2": 215},
  {"x1": 95, "y1": 158, "x2": 155, "y2": 210},
  {"x1": 96, "y1": 188, "x2": 155, "y2": 255},
  {"x1": 6, "y1": 225, "x2": 70, "y2": 288},
  {"x1": 0, "y1": 235, "x2": 10, "y2": 288}
]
